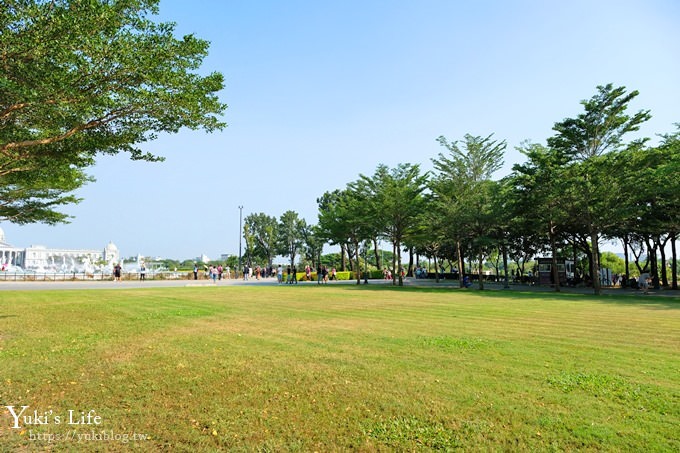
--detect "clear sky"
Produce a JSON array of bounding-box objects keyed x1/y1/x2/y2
[{"x1": 2, "y1": 0, "x2": 679, "y2": 260}]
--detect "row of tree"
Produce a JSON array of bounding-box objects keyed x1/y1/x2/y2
[
  {"x1": 1, "y1": 5, "x2": 676, "y2": 295},
  {"x1": 245, "y1": 84, "x2": 677, "y2": 294}
]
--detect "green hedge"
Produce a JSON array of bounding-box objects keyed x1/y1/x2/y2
[{"x1": 297, "y1": 271, "x2": 353, "y2": 281}]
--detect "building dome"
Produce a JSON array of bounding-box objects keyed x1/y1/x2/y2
[{"x1": 103, "y1": 241, "x2": 120, "y2": 263}]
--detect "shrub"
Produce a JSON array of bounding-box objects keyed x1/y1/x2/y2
[{"x1": 334, "y1": 271, "x2": 351, "y2": 281}]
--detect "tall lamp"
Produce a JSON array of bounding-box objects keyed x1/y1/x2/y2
[{"x1": 238, "y1": 205, "x2": 243, "y2": 276}]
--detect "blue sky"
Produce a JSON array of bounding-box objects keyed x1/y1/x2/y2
[{"x1": 2, "y1": 0, "x2": 679, "y2": 260}]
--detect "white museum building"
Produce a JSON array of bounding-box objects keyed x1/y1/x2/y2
[{"x1": 0, "y1": 226, "x2": 120, "y2": 273}]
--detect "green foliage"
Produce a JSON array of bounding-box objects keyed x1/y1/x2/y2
[
  {"x1": 600, "y1": 251, "x2": 625, "y2": 274},
  {"x1": 546, "y1": 84, "x2": 651, "y2": 294},
  {"x1": 548, "y1": 84, "x2": 651, "y2": 161},
  {"x1": 244, "y1": 213, "x2": 278, "y2": 266},
  {"x1": 317, "y1": 188, "x2": 372, "y2": 283},
  {"x1": 358, "y1": 163, "x2": 429, "y2": 286},
  {"x1": 333, "y1": 271, "x2": 351, "y2": 280},
  {"x1": 433, "y1": 134, "x2": 507, "y2": 289},
  {"x1": 0, "y1": 155, "x2": 91, "y2": 224},
  {"x1": 277, "y1": 210, "x2": 306, "y2": 266},
  {"x1": 0, "y1": 0, "x2": 226, "y2": 223}
]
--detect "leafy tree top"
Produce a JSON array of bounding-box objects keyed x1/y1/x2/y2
[
  {"x1": 547, "y1": 83, "x2": 650, "y2": 161},
  {"x1": 0, "y1": 0, "x2": 226, "y2": 223}
]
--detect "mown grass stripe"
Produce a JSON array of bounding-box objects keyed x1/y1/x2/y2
[{"x1": 1, "y1": 286, "x2": 678, "y2": 451}]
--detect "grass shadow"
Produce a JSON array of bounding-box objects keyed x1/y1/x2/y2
[{"x1": 333, "y1": 283, "x2": 680, "y2": 310}]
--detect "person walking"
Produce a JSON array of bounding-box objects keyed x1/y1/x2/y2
[{"x1": 638, "y1": 273, "x2": 650, "y2": 295}]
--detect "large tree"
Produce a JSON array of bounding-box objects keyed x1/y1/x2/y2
[
  {"x1": 610, "y1": 131, "x2": 680, "y2": 289},
  {"x1": 510, "y1": 142, "x2": 572, "y2": 290},
  {"x1": 654, "y1": 128, "x2": 680, "y2": 289},
  {"x1": 244, "y1": 213, "x2": 278, "y2": 268},
  {"x1": 277, "y1": 211, "x2": 305, "y2": 269},
  {"x1": 317, "y1": 187, "x2": 372, "y2": 284},
  {"x1": 547, "y1": 84, "x2": 651, "y2": 295},
  {"x1": 300, "y1": 223, "x2": 324, "y2": 269},
  {"x1": 359, "y1": 164, "x2": 428, "y2": 286},
  {"x1": 0, "y1": 0, "x2": 226, "y2": 223},
  {"x1": 316, "y1": 190, "x2": 350, "y2": 271},
  {"x1": 434, "y1": 133, "x2": 506, "y2": 289}
]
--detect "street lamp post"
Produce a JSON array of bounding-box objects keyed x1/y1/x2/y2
[{"x1": 238, "y1": 205, "x2": 243, "y2": 277}]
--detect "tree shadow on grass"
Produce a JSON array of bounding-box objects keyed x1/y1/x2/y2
[{"x1": 335, "y1": 284, "x2": 680, "y2": 310}]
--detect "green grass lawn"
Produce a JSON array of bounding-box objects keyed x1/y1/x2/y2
[{"x1": 1, "y1": 286, "x2": 678, "y2": 451}]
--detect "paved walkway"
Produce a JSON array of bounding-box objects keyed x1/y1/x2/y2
[{"x1": 0, "y1": 276, "x2": 678, "y2": 298}]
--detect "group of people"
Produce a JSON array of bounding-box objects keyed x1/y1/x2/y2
[
  {"x1": 208, "y1": 264, "x2": 230, "y2": 282},
  {"x1": 192, "y1": 263, "x2": 231, "y2": 281},
  {"x1": 315, "y1": 264, "x2": 336, "y2": 284},
  {"x1": 611, "y1": 273, "x2": 653, "y2": 294},
  {"x1": 242, "y1": 264, "x2": 269, "y2": 281},
  {"x1": 185, "y1": 262, "x2": 344, "y2": 284},
  {"x1": 272, "y1": 264, "x2": 337, "y2": 284},
  {"x1": 382, "y1": 267, "x2": 405, "y2": 280}
]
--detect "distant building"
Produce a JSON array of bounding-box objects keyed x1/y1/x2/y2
[
  {"x1": 535, "y1": 257, "x2": 574, "y2": 286},
  {"x1": 0, "y1": 226, "x2": 120, "y2": 272}
]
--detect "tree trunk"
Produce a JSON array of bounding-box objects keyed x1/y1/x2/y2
[
  {"x1": 478, "y1": 249, "x2": 484, "y2": 290},
  {"x1": 397, "y1": 241, "x2": 404, "y2": 286},
  {"x1": 407, "y1": 247, "x2": 414, "y2": 277},
  {"x1": 392, "y1": 242, "x2": 397, "y2": 286},
  {"x1": 355, "y1": 240, "x2": 361, "y2": 285},
  {"x1": 586, "y1": 248, "x2": 594, "y2": 286},
  {"x1": 434, "y1": 255, "x2": 440, "y2": 284},
  {"x1": 340, "y1": 244, "x2": 347, "y2": 271},
  {"x1": 572, "y1": 235, "x2": 579, "y2": 282},
  {"x1": 502, "y1": 243, "x2": 509, "y2": 289},
  {"x1": 591, "y1": 231, "x2": 602, "y2": 295},
  {"x1": 658, "y1": 235, "x2": 669, "y2": 288},
  {"x1": 631, "y1": 239, "x2": 647, "y2": 273},
  {"x1": 373, "y1": 238, "x2": 381, "y2": 270},
  {"x1": 623, "y1": 235, "x2": 630, "y2": 283},
  {"x1": 457, "y1": 240, "x2": 465, "y2": 288},
  {"x1": 550, "y1": 223, "x2": 560, "y2": 292},
  {"x1": 671, "y1": 232, "x2": 678, "y2": 290},
  {"x1": 647, "y1": 237, "x2": 660, "y2": 290}
]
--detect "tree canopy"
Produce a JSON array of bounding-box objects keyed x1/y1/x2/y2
[{"x1": 0, "y1": 0, "x2": 226, "y2": 223}]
